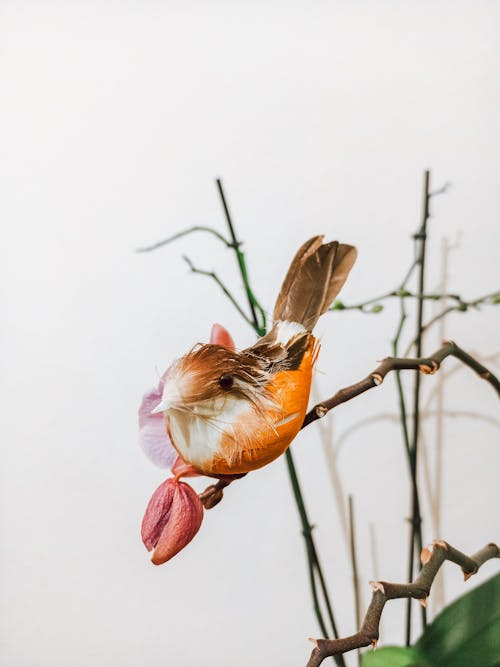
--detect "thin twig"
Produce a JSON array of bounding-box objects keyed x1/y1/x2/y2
[
  {"x1": 285, "y1": 449, "x2": 345, "y2": 667},
  {"x1": 312, "y1": 383, "x2": 349, "y2": 548},
  {"x1": 306, "y1": 541, "x2": 499, "y2": 666},
  {"x1": 329, "y1": 290, "x2": 485, "y2": 313},
  {"x1": 348, "y1": 496, "x2": 361, "y2": 667},
  {"x1": 301, "y1": 340, "x2": 500, "y2": 429},
  {"x1": 202, "y1": 341, "x2": 500, "y2": 504},
  {"x1": 182, "y1": 255, "x2": 255, "y2": 328},
  {"x1": 332, "y1": 410, "x2": 500, "y2": 457},
  {"x1": 407, "y1": 169, "x2": 431, "y2": 638},
  {"x1": 403, "y1": 290, "x2": 500, "y2": 356},
  {"x1": 136, "y1": 225, "x2": 233, "y2": 252},
  {"x1": 429, "y1": 181, "x2": 452, "y2": 197}
]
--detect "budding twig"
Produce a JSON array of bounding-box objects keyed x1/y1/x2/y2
[
  {"x1": 302, "y1": 340, "x2": 500, "y2": 429},
  {"x1": 306, "y1": 541, "x2": 499, "y2": 667},
  {"x1": 199, "y1": 340, "x2": 499, "y2": 506}
]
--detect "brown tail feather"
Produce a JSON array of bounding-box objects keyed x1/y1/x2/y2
[{"x1": 273, "y1": 236, "x2": 357, "y2": 331}]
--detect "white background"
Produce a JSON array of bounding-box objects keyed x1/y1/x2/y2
[{"x1": 1, "y1": 2, "x2": 499, "y2": 666}]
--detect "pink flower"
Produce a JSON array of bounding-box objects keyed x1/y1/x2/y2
[
  {"x1": 141, "y1": 478, "x2": 204, "y2": 565},
  {"x1": 139, "y1": 323, "x2": 235, "y2": 564}
]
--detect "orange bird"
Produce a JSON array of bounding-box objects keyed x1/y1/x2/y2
[
  {"x1": 150, "y1": 236, "x2": 357, "y2": 477},
  {"x1": 141, "y1": 235, "x2": 357, "y2": 563}
]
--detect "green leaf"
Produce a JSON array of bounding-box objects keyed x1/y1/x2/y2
[
  {"x1": 415, "y1": 572, "x2": 500, "y2": 667},
  {"x1": 361, "y1": 646, "x2": 431, "y2": 667}
]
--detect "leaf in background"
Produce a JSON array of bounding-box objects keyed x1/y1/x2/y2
[
  {"x1": 361, "y1": 645, "x2": 431, "y2": 667},
  {"x1": 415, "y1": 572, "x2": 500, "y2": 667}
]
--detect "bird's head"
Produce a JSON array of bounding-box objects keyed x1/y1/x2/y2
[{"x1": 151, "y1": 343, "x2": 271, "y2": 419}]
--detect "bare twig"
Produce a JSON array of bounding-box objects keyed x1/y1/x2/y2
[
  {"x1": 311, "y1": 380, "x2": 350, "y2": 550},
  {"x1": 332, "y1": 410, "x2": 500, "y2": 458},
  {"x1": 285, "y1": 449, "x2": 344, "y2": 666},
  {"x1": 306, "y1": 541, "x2": 499, "y2": 667},
  {"x1": 302, "y1": 340, "x2": 500, "y2": 429},
  {"x1": 182, "y1": 255, "x2": 255, "y2": 328},
  {"x1": 329, "y1": 289, "x2": 491, "y2": 314},
  {"x1": 403, "y1": 290, "x2": 500, "y2": 356},
  {"x1": 200, "y1": 340, "x2": 499, "y2": 505},
  {"x1": 348, "y1": 496, "x2": 362, "y2": 667},
  {"x1": 407, "y1": 169, "x2": 431, "y2": 637},
  {"x1": 429, "y1": 181, "x2": 452, "y2": 197},
  {"x1": 136, "y1": 225, "x2": 233, "y2": 252}
]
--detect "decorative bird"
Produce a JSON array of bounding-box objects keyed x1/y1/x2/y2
[
  {"x1": 140, "y1": 235, "x2": 357, "y2": 563},
  {"x1": 149, "y1": 235, "x2": 357, "y2": 477}
]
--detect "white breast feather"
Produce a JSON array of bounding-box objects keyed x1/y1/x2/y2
[{"x1": 168, "y1": 396, "x2": 249, "y2": 467}]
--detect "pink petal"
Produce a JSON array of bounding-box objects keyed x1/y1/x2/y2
[
  {"x1": 171, "y1": 456, "x2": 201, "y2": 479},
  {"x1": 138, "y1": 377, "x2": 178, "y2": 469},
  {"x1": 141, "y1": 479, "x2": 204, "y2": 565},
  {"x1": 141, "y1": 478, "x2": 176, "y2": 550},
  {"x1": 210, "y1": 323, "x2": 236, "y2": 350}
]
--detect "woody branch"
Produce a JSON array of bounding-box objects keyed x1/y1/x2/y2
[
  {"x1": 306, "y1": 541, "x2": 499, "y2": 667},
  {"x1": 199, "y1": 339, "x2": 499, "y2": 508},
  {"x1": 302, "y1": 339, "x2": 500, "y2": 428}
]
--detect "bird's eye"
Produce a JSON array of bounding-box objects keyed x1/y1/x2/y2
[{"x1": 218, "y1": 374, "x2": 234, "y2": 390}]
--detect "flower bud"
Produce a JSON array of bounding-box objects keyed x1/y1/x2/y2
[{"x1": 141, "y1": 479, "x2": 204, "y2": 565}]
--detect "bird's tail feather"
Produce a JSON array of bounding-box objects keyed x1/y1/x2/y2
[{"x1": 273, "y1": 235, "x2": 357, "y2": 331}]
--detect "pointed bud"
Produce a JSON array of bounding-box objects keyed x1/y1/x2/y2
[
  {"x1": 369, "y1": 581, "x2": 385, "y2": 594},
  {"x1": 141, "y1": 478, "x2": 204, "y2": 565},
  {"x1": 210, "y1": 323, "x2": 236, "y2": 350},
  {"x1": 419, "y1": 361, "x2": 439, "y2": 375},
  {"x1": 419, "y1": 596, "x2": 428, "y2": 608},
  {"x1": 421, "y1": 545, "x2": 433, "y2": 565},
  {"x1": 433, "y1": 539, "x2": 447, "y2": 549}
]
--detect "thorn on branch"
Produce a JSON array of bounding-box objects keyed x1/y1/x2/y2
[
  {"x1": 306, "y1": 541, "x2": 499, "y2": 666},
  {"x1": 302, "y1": 341, "x2": 500, "y2": 430}
]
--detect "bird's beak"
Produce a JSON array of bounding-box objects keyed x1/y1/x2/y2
[{"x1": 151, "y1": 399, "x2": 171, "y2": 414}]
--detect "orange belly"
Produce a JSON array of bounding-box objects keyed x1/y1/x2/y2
[{"x1": 204, "y1": 337, "x2": 318, "y2": 475}]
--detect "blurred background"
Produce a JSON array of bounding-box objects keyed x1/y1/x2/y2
[{"x1": 1, "y1": 2, "x2": 499, "y2": 665}]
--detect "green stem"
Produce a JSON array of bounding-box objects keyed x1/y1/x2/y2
[
  {"x1": 331, "y1": 290, "x2": 466, "y2": 313},
  {"x1": 216, "y1": 179, "x2": 267, "y2": 335},
  {"x1": 285, "y1": 449, "x2": 345, "y2": 667},
  {"x1": 214, "y1": 180, "x2": 342, "y2": 660},
  {"x1": 406, "y1": 169, "x2": 431, "y2": 642}
]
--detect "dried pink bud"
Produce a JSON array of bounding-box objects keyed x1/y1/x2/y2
[{"x1": 141, "y1": 478, "x2": 204, "y2": 565}]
